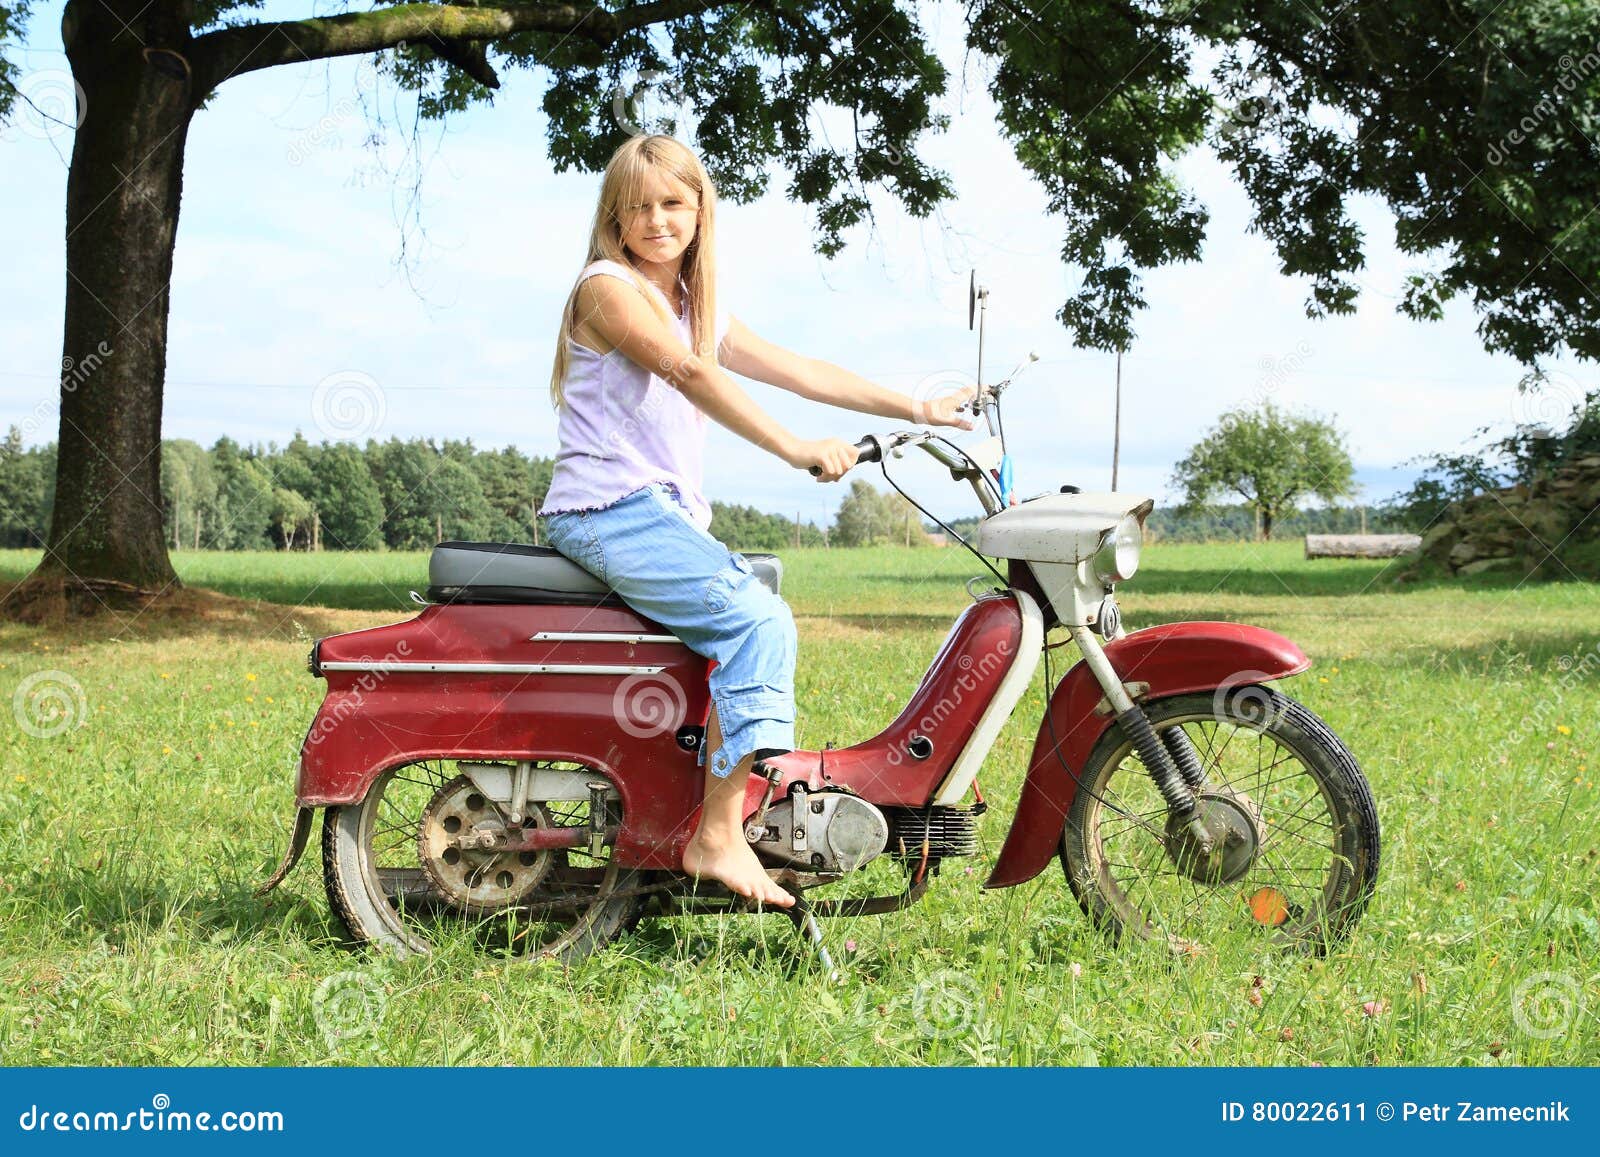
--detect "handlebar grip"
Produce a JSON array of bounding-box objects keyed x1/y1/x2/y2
[{"x1": 809, "y1": 437, "x2": 882, "y2": 476}]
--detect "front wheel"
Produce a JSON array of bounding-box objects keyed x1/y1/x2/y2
[{"x1": 1060, "y1": 689, "x2": 1379, "y2": 955}]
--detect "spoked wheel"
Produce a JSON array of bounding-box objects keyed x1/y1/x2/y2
[
  {"x1": 1061, "y1": 690, "x2": 1379, "y2": 955},
  {"x1": 322, "y1": 760, "x2": 652, "y2": 963}
]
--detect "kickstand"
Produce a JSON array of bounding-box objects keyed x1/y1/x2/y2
[{"x1": 782, "y1": 887, "x2": 841, "y2": 984}]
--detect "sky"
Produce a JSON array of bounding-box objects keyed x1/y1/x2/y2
[{"x1": 3, "y1": 0, "x2": 1594, "y2": 528}]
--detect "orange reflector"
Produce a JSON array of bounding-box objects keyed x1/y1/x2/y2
[{"x1": 1248, "y1": 887, "x2": 1291, "y2": 926}]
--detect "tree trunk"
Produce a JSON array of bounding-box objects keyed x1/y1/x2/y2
[
  {"x1": 12, "y1": 2, "x2": 196, "y2": 618},
  {"x1": 1305, "y1": 534, "x2": 1422, "y2": 559},
  {"x1": 1261, "y1": 508, "x2": 1274, "y2": 541}
]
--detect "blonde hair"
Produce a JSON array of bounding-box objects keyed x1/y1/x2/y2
[{"x1": 549, "y1": 134, "x2": 720, "y2": 408}]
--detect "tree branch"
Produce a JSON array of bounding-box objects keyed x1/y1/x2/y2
[{"x1": 189, "y1": 1, "x2": 731, "y2": 97}]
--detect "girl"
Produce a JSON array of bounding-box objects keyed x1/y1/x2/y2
[{"x1": 539, "y1": 134, "x2": 975, "y2": 908}]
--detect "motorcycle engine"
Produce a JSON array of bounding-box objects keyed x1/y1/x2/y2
[{"x1": 749, "y1": 787, "x2": 889, "y2": 874}]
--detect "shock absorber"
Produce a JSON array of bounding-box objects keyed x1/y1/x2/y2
[
  {"x1": 1072, "y1": 626, "x2": 1213, "y2": 855},
  {"x1": 1162, "y1": 727, "x2": 1210, "y2": 790}
]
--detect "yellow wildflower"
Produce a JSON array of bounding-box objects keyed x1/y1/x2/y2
[
  {"x1": 245, "y1": 673, "x2": 257, "y2": 682},
  {"x1": 1556, "y1": 725, "x2": 1572, "y2": 736},
  {"x1": 162, "y1": 745, "x2": 173, "y2": 756}
]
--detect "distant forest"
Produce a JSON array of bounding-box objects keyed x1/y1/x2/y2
[
  {"x1": 1, "y1": 427, "x2": 1414, "y2": 552},
  {"x1": 0, "y1": 429, "x2": 825, "y2": 552}
]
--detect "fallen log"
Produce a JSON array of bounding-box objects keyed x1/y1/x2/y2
[{"x1": 1305, "y1": 534, "x2": 1422, "y2": 559}]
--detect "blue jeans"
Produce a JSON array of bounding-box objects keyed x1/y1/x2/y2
[{"x1": 544, "y1": 482, "x2": 797, "y2": 778}]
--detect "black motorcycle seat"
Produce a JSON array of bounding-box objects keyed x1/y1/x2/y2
[{"x1": 426, "y1": 540, "x2": 782, "y2": 605}]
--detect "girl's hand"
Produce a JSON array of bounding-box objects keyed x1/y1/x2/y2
[
  {"x1": 918, "y1": 385, "x2": 979, "y2": 430},
  {"x1": 786, "y1": 437, "x2": 860, "y2": 482}
]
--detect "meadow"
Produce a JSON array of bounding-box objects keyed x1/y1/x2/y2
[{"x1": 1, "y1": 541, "x2": 1596, "y2": 1066}]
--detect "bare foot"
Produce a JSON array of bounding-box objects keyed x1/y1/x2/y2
[{"x1": 682, "y1": 833, "x2": 795, "y2": 908}]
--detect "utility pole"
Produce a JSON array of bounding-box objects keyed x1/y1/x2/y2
[{"x1": 1111, "y1": 349, "x2": 1123, "y2": 491}]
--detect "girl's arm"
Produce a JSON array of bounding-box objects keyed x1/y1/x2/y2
[
  {"x1": 719, "y1": 317, "x2": 975, "y2": 429},
  {"x1": 575, "y1": 275, "x2": 859, "y2": 481}
]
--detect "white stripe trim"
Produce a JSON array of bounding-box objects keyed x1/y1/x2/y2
[
  {"x1": 931, "y1": 589, "x2": 1045, "y2": 806},
  {"x1": 319, "y1": 661, "x2": 668, "y2": 675},
  {"x1": 528, "y1": 631, "x2": 683, "y2": 644}
]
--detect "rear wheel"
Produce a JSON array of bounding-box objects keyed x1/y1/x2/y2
[
  {"x1": 1060, "y1": 690, "x2": 1379, "y2": 954},
  {"x1": 322, "y1": 760, "x2": 651, "y2": 963}
]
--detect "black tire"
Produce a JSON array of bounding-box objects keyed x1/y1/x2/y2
[
  {"x1": 1060, "y1": 689, "x2": 1379, "y2": 954},
  {"x1": 321, "y1": 760, "x2": 651, "y2": 964}
]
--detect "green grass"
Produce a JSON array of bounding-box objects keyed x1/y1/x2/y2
[{"x1": 1, "y1": 541, "x2": 1597, "y2": 1066}]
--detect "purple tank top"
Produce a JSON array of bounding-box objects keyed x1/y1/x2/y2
[{"x1": 539, "y1": 259, "x2": 728, "y2": 530}]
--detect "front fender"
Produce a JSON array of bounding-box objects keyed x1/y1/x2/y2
[{"x1": 983, "y1": 620, "x2": 1310, "y2": 889}]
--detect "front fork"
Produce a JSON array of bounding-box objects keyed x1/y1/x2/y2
[{"x1": 1068, "y1": 625, "x2": 1215, "y2": 855}]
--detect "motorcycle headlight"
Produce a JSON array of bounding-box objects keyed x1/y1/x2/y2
[{"x1": 1093, "y1": 514, "x2": 1143, "y2": 584}]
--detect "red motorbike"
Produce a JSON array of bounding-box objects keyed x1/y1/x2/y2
[{"x1": 260, "y1": 399, "x2": 1379, "y2": 967}]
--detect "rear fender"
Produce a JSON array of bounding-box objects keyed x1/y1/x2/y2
[{"x1": 983, "y1": 621, "x2": 1311, "y2": 889}]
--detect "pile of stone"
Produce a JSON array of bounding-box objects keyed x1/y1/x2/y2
[{"x1": 1416, "y1": 454, "x2": 1600, "y2": 577}]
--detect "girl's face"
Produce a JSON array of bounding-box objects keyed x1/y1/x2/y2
[{"x1": 618, "y1": 167, "x2": 700, "y2": 267}]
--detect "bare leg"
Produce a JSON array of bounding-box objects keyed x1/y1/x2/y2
[{"x1": 681, "y1": 705, "x2": 795, "y2": 908}]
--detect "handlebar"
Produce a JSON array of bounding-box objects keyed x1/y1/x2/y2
[
  {"x1": 808, "y1": 436, "x2": 882, "y2": 476},
  {"x1": 805, "y1": 430, "x2": 1002, "y2": 517}
]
